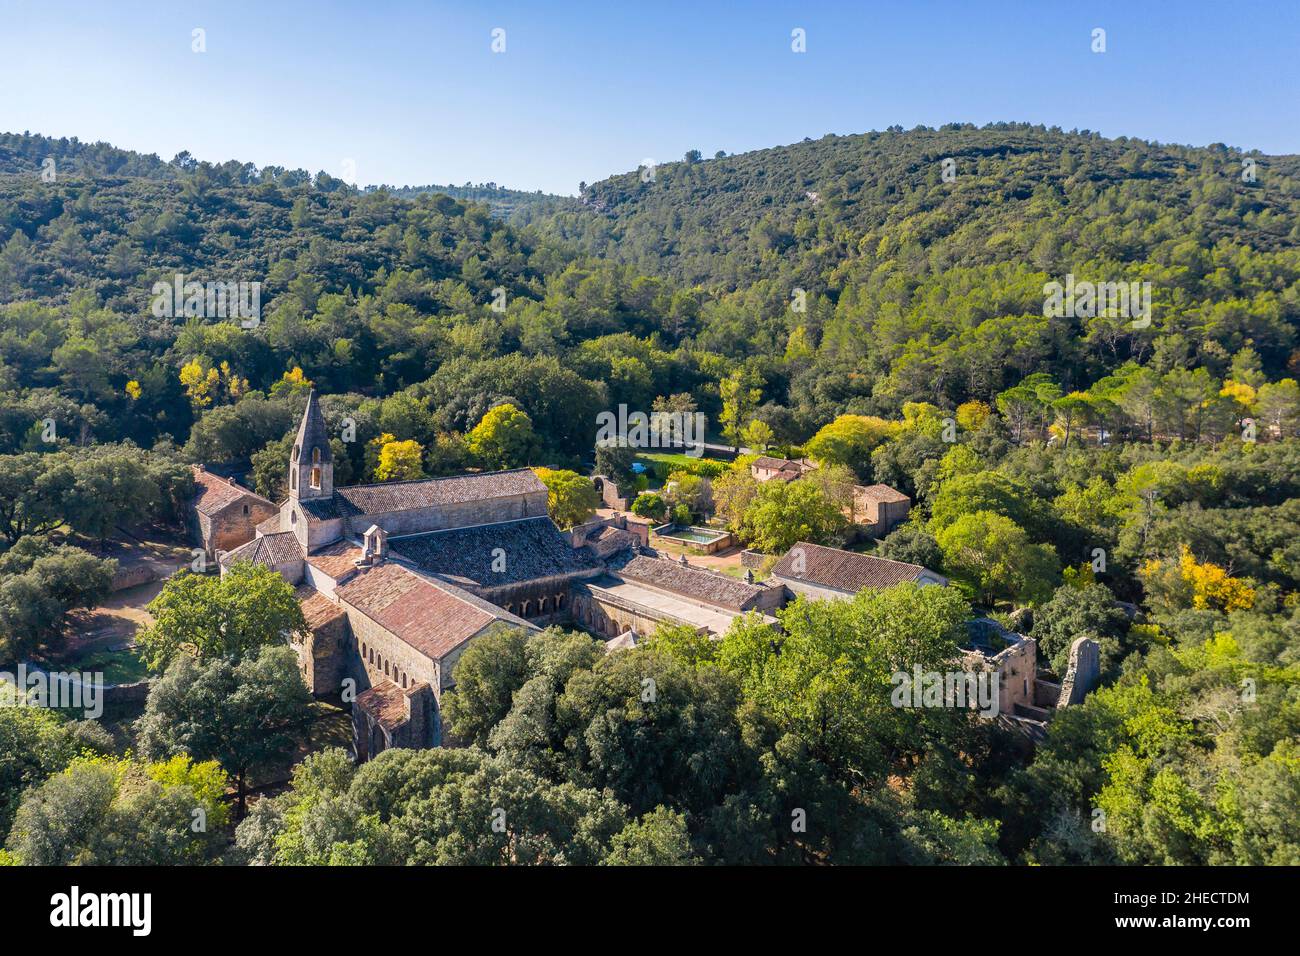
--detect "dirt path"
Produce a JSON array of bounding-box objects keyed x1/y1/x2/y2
[{"x1": 64, "y1": 579, "x2": 166, "y2": 653}]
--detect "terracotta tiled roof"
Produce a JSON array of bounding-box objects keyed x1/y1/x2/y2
[
  {"x1": 330, "y1": 469, "x2": 545, "y2": 518},
  {"x1": 752, "y1": 456, "x2": 812, "y2": 474},
  {"x1": 256, "y1": 514, "x2": 283, "y2": 535},
  {"x1": 191, "y1": 466, "x2": 273, "y2": 517},
  {"x1": 771, "y1": 542, "x2": 936, "y2": 593},
  {"x1": 296, "y1": 586, "x2": 346, "y2": 630},
  {"x1": 854, "y1": 483, "x2": 910, "y2": 504},
  {"x1": 612, "y1": 554, "x2": 765, "y2": 611},
  {"x1": 219, "y1": 531, "x2": 303, "y2": 568},
  {"x1": 355, "y1": 680, "x2": 410, "y2": 731},
  {"x1": 391, "y1": 517, "x2": 601, "y2": 589},
  {"x1": 335, "y1": 562, "x2": 497, "y2": 661},
  {"x1": 306, "y1": 541, "x2": 365, "y2": 581}
]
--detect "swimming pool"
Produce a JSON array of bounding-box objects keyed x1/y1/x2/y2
[{"x1": 651, "y1": 524, "x2": 735, "y2": 553}]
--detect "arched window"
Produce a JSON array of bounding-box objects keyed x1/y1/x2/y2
[
  {"x1": 312, "y1": 447, "x2": 321, "y2": 464},
  {"x1": 310, "y1": 467, "x2": 321, "y2": 490},
  {"x1": 291, "y1": 470, "x2": 296, "y2": 490},
  {"x1": 242, "y1": 504, "x2": 249, "y2": 516},
  {"x1": 538, "y1": 596, "x2": 548, "y2": 613}
]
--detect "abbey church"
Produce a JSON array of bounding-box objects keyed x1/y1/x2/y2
[{"x1": 211, "y1": 393, "x2": 786, "y2": 760}]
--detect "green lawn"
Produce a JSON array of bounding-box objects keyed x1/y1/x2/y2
[{"x1": 69, "y1": 646, "x2": 151, "y2": 685}]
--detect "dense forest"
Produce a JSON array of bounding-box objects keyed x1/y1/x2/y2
[{"x1": 1, "y1": 123, "x2": 1298, "y2": 865}]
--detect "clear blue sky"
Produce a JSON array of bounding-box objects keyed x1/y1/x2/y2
[{"x1": 4, "y1": 0, "x2": 1297, "y2": 195}]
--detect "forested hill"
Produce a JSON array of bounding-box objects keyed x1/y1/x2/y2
[
  {"x1": 543, "y1": 123, "x2": 1300, "y2": 289},
  {"x1": 382, "y1": 182, "x2": 576, "y2": 221},
  {"x1": 0, "y1": 131, "x2": 564, "y2": 220},
  {"x1": 2, "y1": 122, "x2": 1299, "y2": 459}
]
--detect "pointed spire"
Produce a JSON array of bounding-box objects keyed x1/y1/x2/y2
[{"x1": 294, "y1": 390, "x2": 332, "y2": 464}]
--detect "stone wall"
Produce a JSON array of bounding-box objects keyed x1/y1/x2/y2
[
  {"x1": 352, "y1": 490, "x2": 548, "y2": 538},
  {"x1": 592, "y1": 475, "x2": 630, "y2": 511},
  {"x1": 346, "y1": 607, "x2": 443, "y2": 701},
  {"x1": 202, "y1": 500, "x2": 277, "y2": 557},
  {"x1": 1059, "y1": 637, "x2": 1101, "y2": 706},
  {"x1": 571, "y1": 587, "x2": 702, "y2": 640},
  {"x1": 296, "y1": 613, "x2": 350, "y2": 696},
  {"x1": 480, "y1": 572, "x2": 586, "y2": 623}
]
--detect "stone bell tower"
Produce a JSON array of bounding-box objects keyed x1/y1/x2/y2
[{"x1": 289, "y1": 390, "x2": 333, "y2": 502}]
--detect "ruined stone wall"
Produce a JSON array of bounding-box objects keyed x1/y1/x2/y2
[
  {"x1": 1059, "y1": 637, "x2": 1101, "y2": 706},
  {"x1": 991, "y1": 636, "x2": 1037, "y2": 715}
]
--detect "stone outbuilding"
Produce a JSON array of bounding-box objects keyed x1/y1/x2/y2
[{"x1": 188, "y1": 465, "x2": 277, "y2": 563}]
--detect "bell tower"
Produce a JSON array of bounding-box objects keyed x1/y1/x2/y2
[{"x1": 290, "y1": 390, "x2": 333, "y2": 501}]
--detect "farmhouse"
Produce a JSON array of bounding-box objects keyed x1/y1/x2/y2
[{"x1": 750, "y1": 456, "x2": 816, "y2": 482}]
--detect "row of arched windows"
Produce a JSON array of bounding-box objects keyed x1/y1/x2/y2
[
  {"x1": 360, "y1": 639, "x2": 411, "y2": 689},
  {"x1": 503, "y1": 593, "x2": 565, "y2": 618}
]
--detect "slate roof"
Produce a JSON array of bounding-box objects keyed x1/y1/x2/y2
[
  {"x1": 296, "y1": 469, "x2": 546, "y2": 522},
  {"x1": 293, "y1": 390, "x2": 333, "y2": 464},
  {"x1": 389, "y1": 516, "x2": 602, "y2": 589},
  {"x1": 612, "y1": 554, "x2": 766, "y2": 610},
  {"x1": 336, "y1": 469, "x2": 544, "y2": 516},
  {"x1": 335, "y1": 562, "x2": 499, "y2": 661},
  {"x1": 191, "y1": 466, "x2": 274, "y2": 517},
  {"x1": 299, "y1": 497, "x2": 343, "y2": 520},
  {"x1": 219, "y1": 531, "x2": 303, "y2": 568},
  {"x1": 770, "y1": 542, "x2": 936, "y2": 593},
  {"x1": 583, "y1": 524, "x2": 638, "y2": 559}
]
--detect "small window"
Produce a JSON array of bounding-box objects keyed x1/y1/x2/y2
[
  {"x1": 242, "y1": 504, "x2": 249, "y2": 516},
  {"x1": 312, "y1": 447, "x2": 321, "y2": 465},
  {"x1": 311, "y1": 466, "x2": 321, "y2": 490}
]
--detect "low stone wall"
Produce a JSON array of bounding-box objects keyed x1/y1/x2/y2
[
  {"x1": 110, "y1": 563, "x2": 161, "y2": 592},
  {"x1": 651, "y1": 526, "x2": 736, "y2": 555}
]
